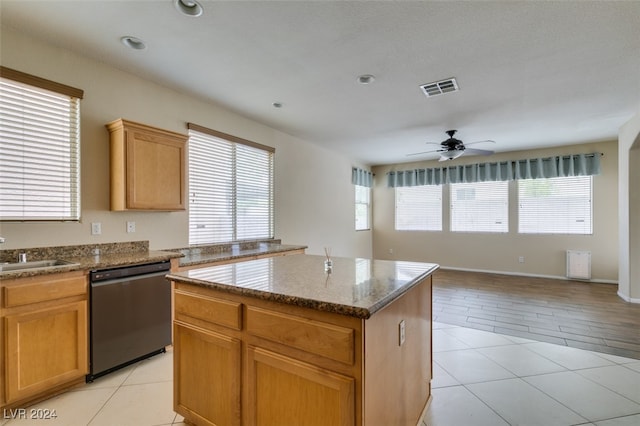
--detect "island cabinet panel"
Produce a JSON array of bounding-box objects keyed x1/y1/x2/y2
[
  {"x1": 246, "y1": 306, "x2": 355, "y2": 365},
  {"x1": 107, "y1": 118, "x2": 187, "y2": 211},
  {"x1": 1, "y1": 271, "x2": 88, "y2": 409},
  {"x1": 171, "y1": 258, "x2": 435, "y2": 426},
  {"x1": 246, "y1": 346, "x2": 355, "y2": 426},
  {"x1": 174, "y1": 322, "x2": 241, "y2": 426},
  {"x1": 363, "y1": 277, "x2": 432, "y2": 425},
  {"x1": 175, "y1": 290, "x2": 242, "y2": 331}
]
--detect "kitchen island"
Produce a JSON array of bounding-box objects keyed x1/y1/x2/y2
[{"x1": 167, "y1": 254, "x2": 438, "y2": 426}]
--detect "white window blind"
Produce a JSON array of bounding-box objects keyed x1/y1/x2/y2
[
  {"x1": 450, "y1": 181, "x2": 508, "y2": 233},
  {"x1": 518, "y1": 176, "x2": 592, "y2": 234},
  {"x1": 395, "y1": 185, "x2": 442, "y2": 231},
  {"x1": 188, "y1": 124, "x2": 274, "y2": 245},
  {"x1": 0, "y1": 68, "x2": 82, "y2": 221},
  {"x1": 355, "y1": 185, "x2": 370, "y2": 230}
]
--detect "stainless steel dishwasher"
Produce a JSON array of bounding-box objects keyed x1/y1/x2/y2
[{"x1": 88, "y1": 261, "x2": 171, "y2": 381}]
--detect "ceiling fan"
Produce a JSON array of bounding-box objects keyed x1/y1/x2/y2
[{"x1": 407, "y1": 130, "x2": 495, "y2": 161}]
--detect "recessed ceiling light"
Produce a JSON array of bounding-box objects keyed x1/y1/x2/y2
[
  {"x1": 357, "y1": 74, "x2": 376, "y2": 85},
  {"x1": 174, "y1": 0, "x2": 203, "y2": 17},
  {"x1": 120, "y1": 36, "x2": 146, "y2": 50}
]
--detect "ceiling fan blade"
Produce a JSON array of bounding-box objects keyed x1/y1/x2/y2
[
  {"x1": 463, "y1": 147, "x2": 494, "y2": 156},
  {"x1": 464, "y1": 140, "x2": 495, "y2": 146},
  {"x1": 406, "y1": 149, "x2": 443, "y2": 157}
]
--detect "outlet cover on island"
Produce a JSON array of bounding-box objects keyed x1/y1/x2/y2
[
  {"x1": 127, "y1": 221, "x2": 136, "y2": 233},
  {"x1": 91, "y1": 222, "x2": 102, "y2": 235}
]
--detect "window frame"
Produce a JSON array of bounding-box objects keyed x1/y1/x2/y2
[
  {"x1": 450, "y1": 180, "x2": 509, "y2": 233},
  {"x1": 0, "y1": 67, "x2": 83, "y2": 222},
  {"x1": 355, "y1": 184, "x2": 371, "y2": 231},
  {"x1": 187, "y1": 123, "x2": 275, "y2": 245},
  {"x1": 395, "y1": 185, "x2": 443, "y2": 232},
  {"x1": 518, "y1": 175, "x2": 593, "y2": 235}
]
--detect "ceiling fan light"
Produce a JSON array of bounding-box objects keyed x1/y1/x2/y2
[
  {"x1": 440, "y1": 150, "x2": 462, "y2": 161},
  {"x1": 174, "y1": 0, "x2": 203, "y2": 17}
]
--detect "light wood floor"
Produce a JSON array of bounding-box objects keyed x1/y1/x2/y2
[{"x1": 432, "y1": 269, "x2": 640, "y2": 360}]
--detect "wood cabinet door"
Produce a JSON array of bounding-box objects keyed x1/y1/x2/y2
[
  {"x1": 126, "y1": 127, "x2": 186, "y2": 210},
  {"x1": 246, "y1": 346, "x2": 355, "y2": 426},
  {"x1": 4, "y1": 300, "x2": 87, "y2": 403},
  {"x1": 173, "y1": 322, "x2": 241, "y2": 426}
]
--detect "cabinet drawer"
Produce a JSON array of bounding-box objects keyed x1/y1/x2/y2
[
  {"x1": 246, "y1": 306, "x2": 354, "y2": 365},
  {"x1": 175, "y1": 290, "x2": 242, "y2": 331},
  {"x1": 3, "y1": 274, "x2": 86, "y2": 308}
]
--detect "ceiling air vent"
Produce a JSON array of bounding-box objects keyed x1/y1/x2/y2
[{"x1": 420, "y1": 78, "x2": 459, "y2": 97}]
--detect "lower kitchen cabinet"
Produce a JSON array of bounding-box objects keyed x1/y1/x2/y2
[
  {"x1": 246, "y1": 346, "x2": 355, "y2": 426},
  {"x1": 173, "y1": 322, "x2": 241, "y2": 426},
  {"x1": 1, "y1": 271, "x2": 88, "y2": 408}
]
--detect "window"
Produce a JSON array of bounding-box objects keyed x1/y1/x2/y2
[
  {"x1": 450, "y1": 181, "x2": 508, "y2": 232},
  {"x1": 188, "y1": 124, "x2": 274, "y2": 244},
  {"x1": 355, "y1": 185, "x2": 370, "y2": 230},
  {"x1": 395, "y1": 185, "x2": 442, "y2": 231},
  {"x1": 518, "y1": 176, "x2": 592, "y2": 234},
  {"x1": 0, "y1": 67, "x2": 83, "y2": 221}
]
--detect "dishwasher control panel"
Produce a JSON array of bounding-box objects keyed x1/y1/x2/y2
[{"x1": 90, "y1": 261, "x2": 171, "y2": 282}]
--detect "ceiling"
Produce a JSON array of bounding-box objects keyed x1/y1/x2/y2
[{"x1": 1, "y1": 1, "x2": 639, "y2": 166}]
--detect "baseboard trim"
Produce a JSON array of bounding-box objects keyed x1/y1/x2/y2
[
  {"x1": 617, "y1": 291, "x2": 640, "y2": 303},
  {"x1": 438, "y1": 266, "x2": 618, "y2": 285}
]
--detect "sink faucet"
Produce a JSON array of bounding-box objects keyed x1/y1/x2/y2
[{"x1": 18, "y1": 253, "x2": 27, "y2": 263}]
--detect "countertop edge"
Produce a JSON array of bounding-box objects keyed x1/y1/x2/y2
[
  {"x1": 178, "y1": 244, "x2": 307, "y2": 267},
  {"x1": 168, "y1": 263, "x2": 439, "y2": 319}
]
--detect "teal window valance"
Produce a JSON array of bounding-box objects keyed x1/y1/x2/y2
[
  {"x1": 386, "y1": 153, "x2": 601, "y2": 187},
  {"x1": 352, "y1": 167, "x2": 373, "y2": 188}
]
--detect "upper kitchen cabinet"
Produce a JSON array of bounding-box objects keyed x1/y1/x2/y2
[{"x1": 107, "y1": 119, "x2": 187, "y2": 211}]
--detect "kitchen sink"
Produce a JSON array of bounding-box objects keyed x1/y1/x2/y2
[{"x1": 0, "y1": 259, "x2": 80, "y2": 273}]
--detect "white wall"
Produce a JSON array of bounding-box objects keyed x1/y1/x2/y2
[
  {"x1": 0, "y1": 27, "x2": 372, "y2": 257},
  {"x1": 372, "y1": 141, "x2": 618, "y2": 282},
  {"x1": 618, "y1": 111, "x2": 640, "y2": 301}
]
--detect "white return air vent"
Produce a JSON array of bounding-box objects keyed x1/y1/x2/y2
[
  {"x1": 566, "y1": 250, "x2": 591, "y2": 280},
  {"x1": 420, "y1": 78, "x2": 459, "y2": 97}
]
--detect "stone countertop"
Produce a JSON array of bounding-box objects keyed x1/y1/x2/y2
[
  {"x1": 0, "y1": 241, "x2": 306, "y2": 280},
  {"x1": 0, "y1": 250, "x2": 182, "y2": 279},
  {"x1": 177, "y1": 243, "x2": 307, "y2": 267},
  {"x1": 167, "y1": 254, "x2": 439, "y2": 319}
]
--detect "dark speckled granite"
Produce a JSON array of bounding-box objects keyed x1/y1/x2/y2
[
  {"x1": 167, "y1": 255, "x2": 439, "y2": 319},
  {"x1": 0, "y1": 240, "x2": 306, "y2": 280},
  {"x1": 0, "y1": 241, "x2": 182, "y2": 279},
  {"x1": 175, "y1": 242, "x2": 307, "y2": 267}
]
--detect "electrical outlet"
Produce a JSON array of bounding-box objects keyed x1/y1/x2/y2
[
  {"x1": 399, "y1": 320, "x2": 406, "y2": 346},
  {"x1": 518, "y1": 256, "x2": 525, "y2": 263},
  {"x1": 127, "y1": 221, "x2": 136, "y2": 233},
  {"x1": 389, "y1": 248, "x2": 394, "y2": 254},
  {"x1": 91, "y1": 222, "x2": 102, "y2": 235}
]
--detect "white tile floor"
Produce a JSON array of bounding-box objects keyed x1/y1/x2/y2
[
  {"x1": 2, "y1": 323, "x2": 640, "y2": 426},
  {"x1": 424, "y1": 322, "x2": 640, "y2": 426}
]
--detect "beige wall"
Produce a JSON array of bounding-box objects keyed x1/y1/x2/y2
[
  {"x1": 0, "y1": 27, "x2": 372, "y2": 257},
  {"x1": 372, "y1": 141, "x2": 618, "y2": 282},
  {"x1": 618, "y1": 111, "x2": 640, "y2": 301}
]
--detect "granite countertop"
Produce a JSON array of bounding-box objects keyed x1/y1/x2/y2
[
  {"x1": 0, "y1": 249, "x2": 182, "y2": 279},
  {"x1": 0, "y1": 240, "x2": 306, "y2": 280},
  {"x1": 167, "y1": 254, "x2": 439, "y2": 319},
  {"x1": 178, "y1": 243, "x2": 307, "y2": 267}
]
